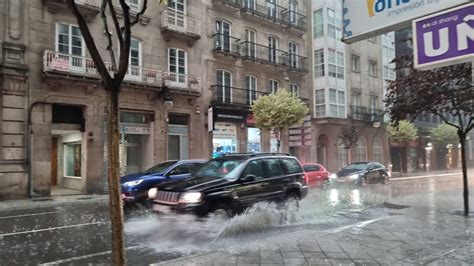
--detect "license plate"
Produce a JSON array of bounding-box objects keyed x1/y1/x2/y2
[{"x1": 152, "y1": 204, "x2": 172, "y2": 213}]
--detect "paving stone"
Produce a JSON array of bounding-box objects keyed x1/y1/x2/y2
[
  {"x1": 282, "y1": 251, "x2": 305, "y2": 258},
  {"x1": 305, "y1": 258, "x2": 332, "y2": 266},
  {"x1": 283, "y1": 257, "x2": 307, "y2": 265},
  {"x1": 236, "y1": 256, "x2": 259, "y2": 264},
  {"x1": 426, "y1": 258, "x2": 470, "y2": 266},
  {"x1": 302, "y1": 251, "x2": 327, "y2": 259},
  {"x1": 324, "y1": 252, "x2": 349, "y2": 259},
  {"x1": 352, "y1": 259, "x2": 380, "y2": 266},
  {"x1": 328, "y1": 258, "x2": 354, "y2": 266}
]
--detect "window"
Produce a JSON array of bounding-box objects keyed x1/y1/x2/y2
[
  {"x1": 351, "y1": 54, "x2": 360, "y2": 72},
  {"x1": 281, "y1": 158, "x2": 303, "y2": 174},
  {"x1": 313, "y1": 9, "x2": 324, "y2": 39},
  {"x1": 303, "y1": 164, "x2": 320, "y2": 172},
  {"x1": 169, "y1": 163, "x2": 194, "y2": 176},
  {"x1": 244, "y1": 29, "x2": 257, "y2": 58},
  {"x1": 269, "y1": 79, "x2": 279, "y2": 93},
  {"x1": 268, "y1": 36, "x2": 279, "y2": 63},
  {"x1": 265, "y1": 158, "x2": 285, "y2": 177},
  {"x1": 126, "y1": 0, "x2": 142, "y2": 11},
  {"x1": 290, "y1": 83, "x2": 299, "y2": 97},
  {"x1": 329, "y1": 88, "x2": 345, "y2": 118},
  {"x1": 64, "y1": 142, "x2": 81, "y2": 177},
  {"x1": 217, "y1": 70, "x2": 232, "y2": 103},
  {"x1": 288, "y1": 0, "x2": 298, "y2": 24},
  {"x1": 356, "y1": 138, "x2": 367, "y2": 162},
  {"x1": 328, "y1": 49, "x2": 344, "y2": 79},
  {"x1": 327, "y1": 8, "x2": 342, "y2": 40},
  {"x1": 242, "y1": 159, "x2": 265, "y2": 180},
  {"x1": 352, "y1": 92, "x2": 361, "y2": 107},
  {"x1": 245, "y1": 75, "x2": 257, "y2": 105},
  {"x1": 314, "y1": 49, "x2": 325, "y2": 78},
  {"x1": 373, "y1": 138, "x2": 383, "y2": 163},
  {"x1": 243, "y1": 0, "x2": 256, "y2": 10},
  {"x1": 168, "y1": 48, "x2": 187, "y2": 83},
  {"x1": 215, "y1": 20, "x2": 231, "y2": 52},
  {"x1": 314, "y1": 89, "x2": 325, "y2": 117},
  {"x1": 369, "y1": 60, "x2": 378, "y2": 77},
  {"x1": 266, "y1": 0, "x2": 277, "y2": 18},
  {"x1": 288, "y1": 42, "x2": 299, "y2": 68},
  {"x1": 56, "y1": 23, "x2": 83, "y2": 56},
  {"x1": 128, "y1": 38, "x2": 141, "y2": 77},
  {"x1": 337, "y1": 146, "x2": 348, "y2": 169},
  {"x1": 168, "y1": 0, "x2": 185, "y2": 13}
]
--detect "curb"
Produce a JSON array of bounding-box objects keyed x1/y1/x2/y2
[
  {"x1": 391, "y1": 172, "x2": 461, "y2": 181},
  {"x1": 0, "y1": 194, "x2": 109, "y2": 212}
]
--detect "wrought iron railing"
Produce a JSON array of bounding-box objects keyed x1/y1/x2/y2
[
  {"x1": 352, "y1": 106, "x2": 384, "y2": 122},
  {"x1": 74, "y1": 0, "x2": 102, "y2": 7},
  {"x1": 212, "y1": 33, "x2": 241, "y2": 55},
  {"x1": 211, "y1": 85, "x2": 267, "y2": 106},
  {"x1": 163, "y1": 71, "x2": 201, "y2": 94},
  {"x1": 240, "y1": 41, "x2": 288, "y2": 66},
  {"x1": 283, "y1": 10, "x2": 306, "y2": 31},
  {"x1": 161, "y1": 8, "x2": 201, "y2": 37}
]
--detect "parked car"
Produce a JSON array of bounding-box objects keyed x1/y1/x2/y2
[
  {"x1": 302, "y1": 163, "x2": 330, "y2": 188},
  {"x1": 147, "y1": 153, "x2": 309, "y2": 217},
  {"x1": 329, "y1": 162, "x2": 389, "y2": 186},
  {"x1": 121, "y1": 159, "x2": 206, "y2": 203}
]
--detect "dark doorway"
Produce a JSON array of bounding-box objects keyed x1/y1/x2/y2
[{"x1": 51, "y1": 137, "x2": 58, "y2": 186}]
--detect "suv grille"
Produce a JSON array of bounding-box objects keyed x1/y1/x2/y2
[{"x1": 155, "y1": 191, "x2": 180, "y2": 205}]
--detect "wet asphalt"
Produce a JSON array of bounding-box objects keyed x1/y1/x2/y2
[{"x1": 0, "y1": 173, "x2": 468, "y2": 265}]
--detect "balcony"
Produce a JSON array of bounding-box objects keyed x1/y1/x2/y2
[
  {"x1": 240, "y1": 1, "x2": 288, "y2": 27},
  {"x1": 352, "y1": 106, "x2": 384, "y2": 122},
  {"x1": 283, "y1": 11, "x2": 307, "y2": 33},
  {"x1": 212, "y1": 34, "x2": 241, "y2": 57},
  {"x1": 160, "y1": 8, "x2": 201, "y2": 45},
  {"x1": 43, "y1": 50, "x2": 195, "y2": 95},
  {"x1": 46, "y1": 0, "x2": 101, "y2": 18},
  {"x1": 163, "y1": 72, "x2": 201, "y2": 96},
  {"x1": 240, "y1": 41, "x2": 307, "y2": 72},
  {"x1": 212, "y1": 0, "x2": 241, "y2": 9},
  {"x1": 211, "y1": 85, "x2": 267, "y2": 109}
]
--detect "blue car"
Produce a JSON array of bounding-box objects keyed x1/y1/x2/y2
[{"x1": 120, "y1": 159, "x2": 207, "y2": 203}]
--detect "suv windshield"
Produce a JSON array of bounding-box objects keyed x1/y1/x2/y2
[
  {"x1": 194, "y1": 158, "x2": 244, "y2": 179},
  {"x1": 342, "y1": 163, "x2": 368, "y2": 171},
  {"x1": 144, "y1": 161, "x2": 178, "y2": 174}
]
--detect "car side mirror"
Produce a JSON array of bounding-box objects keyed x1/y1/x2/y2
[{"x1": 241, "y1": 174, "x2": 256, "y2": 182}]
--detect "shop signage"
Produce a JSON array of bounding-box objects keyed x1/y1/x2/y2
[
  {"x1": 413, "y1": 3, "x2": 474, "y2": 70},
  {"x1": 343, "y1": 0, "x2": 469, "y2": 43},
  {"x1": 212, "y1": 106, "x2": 249, "y2": 124},
  {"x1": 208, "y1": 107, "x2": 214, "y2": 132},
  {"x1": 122, "y1": 126, "x2": 150, "y2": 135},
  {"x1": 289, "y1": 116, "x2": 312, "y2": 147}
]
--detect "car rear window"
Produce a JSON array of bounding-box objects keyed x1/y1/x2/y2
[
  {"x1": 281, "y1": 158, "x2": 303, "y2": 174},
  {"x1": 303, "y1": 165, "x2": 320, "y2": 172}
]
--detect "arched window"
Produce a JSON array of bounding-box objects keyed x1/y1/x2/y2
[
  {"x1": 373, "y1": 138, "x2": 383, "y2": 163},
  {"x1": 356, "y1": 137, "x2": 367, "y2": 162}
]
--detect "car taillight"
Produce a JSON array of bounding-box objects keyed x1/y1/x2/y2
[{"x1": 304, "y1": 173, "x2": 309, "y2": 184}]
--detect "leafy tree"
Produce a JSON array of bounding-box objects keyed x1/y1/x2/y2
[
  {"x1": 431, "y1": 124, "x2": 459, "y2": 145},
  {"x1": 70, "y1": 0, "x2": 164, "y2": 264},
  {"x1": 386, "y1": 120, "x2": 417, "y2": 174},
  {"x1": 386, "y1": 120, "x2": 418, "y2": 143},
  {"x1": 385, "y1": 52, "x2": 473, "y2": 215},
  {"x1": 251, "y1": 90, "x2": 309, "y2": 152},
  {"x1": 336, "y1": 126, "x2": 359, "y2": 164}
]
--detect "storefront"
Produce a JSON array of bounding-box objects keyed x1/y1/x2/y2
[
  {"x1": 168, "y1": 114, "x2": 189, "y2": 160},
  {"x1": 119, "y1": 111, "x2": 154, "y2": 175}
]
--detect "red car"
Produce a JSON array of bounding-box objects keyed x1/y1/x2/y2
[{"x1": 302, "y1": 163, "x2": 330, "y2": 188}]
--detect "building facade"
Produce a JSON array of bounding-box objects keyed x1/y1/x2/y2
[
  {"x1": 0, "y1": 0, "x2": 310, "y2": 199},
  {"x1": 309, "y1": 0, "x2": 391, "y2": 172}
]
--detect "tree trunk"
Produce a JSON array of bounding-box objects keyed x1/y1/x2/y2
[
  {"x1": 107, "y1": 86, "x2": 125, "y2": 265},
  {"x1": 459, "y1": 132, "x2": 469, "y2": 216}
]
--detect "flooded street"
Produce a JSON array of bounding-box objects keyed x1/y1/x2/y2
[{"x1": 0, "y1": 173, "x2": 469, "y2": 265}]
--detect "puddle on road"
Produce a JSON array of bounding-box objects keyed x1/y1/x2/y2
[{"x1": 124, "y1": 188, "x2": 388, "y2": 254}]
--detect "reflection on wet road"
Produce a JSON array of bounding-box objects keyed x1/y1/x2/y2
[{"x1": 0, "y1": 173, "x2": 469, "y2": 265}]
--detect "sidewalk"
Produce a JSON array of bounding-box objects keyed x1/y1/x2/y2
[
  {"x1": 0, "y1": 194, "x2": 108, "y2": 212},
  {"x1": 390, "y1": 168, "x2": 470, "y2": 178},
  {"x1": 153, "y1": 191, "x2": 474, "y2": 265}
]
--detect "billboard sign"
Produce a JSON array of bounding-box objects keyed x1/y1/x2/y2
[
  {"x1": 413, "y1": 3, "x2": 474, "y2": 70},
  {"x1": 343, "y1": 0, "x2": 470, "y2": 43}
]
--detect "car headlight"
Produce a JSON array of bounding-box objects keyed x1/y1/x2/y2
[
  {"x1": 349, "y1": 174, "x2": 359, "y2": 180},
  {"x1": 329, "y1": 173, "x2": 337, "y2": 179},
  {"x1": 178, "y1": 192, "x2": 202, "y2": 204},
  {"x1": 148, "y1": 188, "x2": 158, "y2": 199},
  {"x1": 123, "y1": 180, "x2": 144, "y2": 187}
]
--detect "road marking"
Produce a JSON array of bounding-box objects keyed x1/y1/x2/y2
[
  {"x1": 39, "y1": 245, "x2": 143, "y2": 265},
  {"x1": 0, "y1": 221, "x2": 106, "y2": 237},
  {"x1": 324, "y1": 216, "x2": 392, "y2": 234},
  {"x1": 391, "y1": 173, "x2": 461, "y2": 181},
  {"x1": 0, "y1": 211, "x2": 59, "y2": 220}
]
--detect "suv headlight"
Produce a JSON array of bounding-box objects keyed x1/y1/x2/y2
[
  {"x1": 329, "y1": 173, "x2": 337, "y2": 179},
  {"x1": 123, "y1": 180, "x2": 144, "y2": 187},
  {"x1": 178, "y1": 192, "x2": 202, "y2": 204},
  {"x1": 148, "y1": 188, "x2": 158, "y2": 199},
  {"x1": 349, "y1": 174, "x2": 359, "y2": 180}
]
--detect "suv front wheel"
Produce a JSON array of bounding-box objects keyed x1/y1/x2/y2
[{"x1": 210, "y1": 203, "x2": 233, "y2": 219}]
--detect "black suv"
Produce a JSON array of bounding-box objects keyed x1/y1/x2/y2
[{"x1": 147, "y1": 153, "x2": 309, "y2": 217}]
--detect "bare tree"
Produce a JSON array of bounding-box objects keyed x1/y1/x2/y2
[
  {"x1": 70, "y1": 0, "x2": 162, "y2": 264},
  {"x1": 386, "y1": 53, "x2": 473, "y2": 215},
  {"x1": 336, "y1": 125, "x2": 360, "y2": 164}
]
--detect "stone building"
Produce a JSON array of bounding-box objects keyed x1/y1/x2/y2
[{"x1": 0, "y1": 0, "x2": 310, "y2": 199}]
